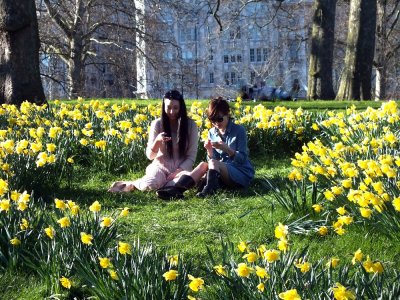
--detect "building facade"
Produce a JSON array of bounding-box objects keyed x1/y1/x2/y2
[{"x1": 135, "y1": 0, "x2": 312, "y2": 100}]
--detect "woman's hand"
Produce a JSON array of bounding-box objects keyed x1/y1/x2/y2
[
  {"x1": 204, "y1": 140, "x2": 213, "y2": 158},
  {"x1": 204, "y1": 140, "x2": 213, "y2": 152},
  {"x1": 211, "y1": 141, "x2": 228, "y2": 152},
  {"x1": 156, "y1": 132, "x2": 172, "y2": 143},
  {"x1": 211, "y1": 141, "x2": 235, "y2": 158},
  {"x1": 167, "y1": 168, "x2": 183, "y2": 181}
]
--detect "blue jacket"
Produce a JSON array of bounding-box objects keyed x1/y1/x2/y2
[{"x1": 208, "y1": 119, "x2": 255, "y2": 187}]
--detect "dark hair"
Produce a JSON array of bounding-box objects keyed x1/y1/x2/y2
[
  {"x1": 207, "y1": 97, "x2": 231, "y2": 120},
  {"x1": 161, "y1": 90, "x2": 189, "y2": 158}
]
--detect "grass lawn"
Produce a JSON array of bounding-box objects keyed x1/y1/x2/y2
[
  {"x1": 2, "y1": 99, "x2": 399, "y2": 298},
  {"x1": 50, "y1": 154, "x2": 400, "y2": 270}
]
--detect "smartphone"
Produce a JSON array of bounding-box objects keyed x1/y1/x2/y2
[{"x1": 209, "y1": 134, "x2": 222, "y2": 143}]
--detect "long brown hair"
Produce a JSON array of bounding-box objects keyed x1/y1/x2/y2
[{"x1": 161, "y1": 90, "x2": 189, "y2": 158}]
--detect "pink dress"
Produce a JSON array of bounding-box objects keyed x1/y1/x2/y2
[{"x1": 133, "y1": 118, "x2": 198, "y2": 191}]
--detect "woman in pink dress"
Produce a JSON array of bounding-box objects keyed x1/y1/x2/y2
[{"x1": 109, "y1": 90, "x2": 198, "y2": 192}]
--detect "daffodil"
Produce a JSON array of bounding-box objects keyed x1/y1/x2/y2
[
  {"x1": 294, "y1": 259, "x2": 311, "y2": 273},
  {"x1": 188, "y1": 275, "x2": 204, "y2": 292},
  {"x1": 236, "y1": 263, "x2": 253, "y2": 277},
  {"x1": 118, "y1": 241, "x2": 131, "y2": 255},
  {"x1": 10, "y1": 237, "x2": 21, "y2": 246},
  {"x1": 45, "y1": 226, "x2": 55, "y2": 239},
  {"x1": 0, "y1": 199, "x2": 10, "y2": 212},
  {"x1": 326, "y1": 257, "x2": 340, "y2": 269},
  {"x1": 20, "y1": 218, "x2": 29, "y2": 230},
  {"x1": 100, "y1": 217, "x2": 113, "y2": 227},
  {"x1": 109, "y1": 270, "x2": 119, "y2": 280},
  {"x1": 264, "y1": 249, "x2": 280, "y2": 263},
  {"x1": 274, "y1": 222, "x2": 288, "y2": 239},
  {"x1": 80, "y1": 232, "x2": 93, "y2": 245},
  {"x1": 120, "y1": 207, "x2": 130, "y2": 217},
  {"x1": 213, "y1": 265, "x2": 227, "y2": 277},
  {"x1": 242, "y1": 251, "x2": 258, "y2": 263},
  {"x1": 278, "y1": 238, "x2": 289, "y2": 253},
  {"x1": 237, "y1": 241, "x2": 248, "y2": 253},
  {"x1": 257, "y1": 282, "x2": 265, "y2": 292},
  {"x1": 168, "y1": 255, "x2": 178, "y2": 267},
  {"x1": 278, "y1": 289, "x2": 301, "y2": 300},
  {"x1": 352, "y1": 249, "x2": 363, "y2": 265},
  {"x1": 99, "y1": 257, "x2": 112, "y2": 269},
  {"x1": 57, "y1": 217, "x2": 71, "y2": 228},
  {"x1": 60, "y1": 277, "x2": 72, "y2": 289},
  {"x1": 54, "y1": 198, "x2": 66, "y2": 210},
  {"x1": 89, "y1": 200, "x2": 101, "y2": 212},
  {"x1": 162, "y1": 270, "x2": 178, "y2": 281},
  {"x1": 312, "y1": 204, "x2": 323, "y2": 213},
  {"x1": 317, "y1": 226, "x2": 328, "y2": 236},
  {"x1": 255, "y1": 266, "x2": 269, "y2": 279},
  {"x1": 332, "y1": 283, "x2": 355, "y2": 300}
]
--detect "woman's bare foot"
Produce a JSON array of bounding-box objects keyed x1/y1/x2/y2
[
  {"x1": 121, "y1": 182, "x2": 135, "y2": 192},
  {"x1": 108, "y1": 181, "x2": 136, "y2": 193}
]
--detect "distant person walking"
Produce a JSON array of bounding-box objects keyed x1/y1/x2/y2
[{"x1": 291, "y1": 79, "x2": 301, "y2": 101}]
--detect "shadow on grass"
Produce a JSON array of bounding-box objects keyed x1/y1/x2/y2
[{"x1": 35, "y1": 154, "x2": 292, "y2": 209}]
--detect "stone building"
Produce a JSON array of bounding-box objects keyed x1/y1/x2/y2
[{"x1": 135, "y1": 0, "x2": 312, "y2": 100}]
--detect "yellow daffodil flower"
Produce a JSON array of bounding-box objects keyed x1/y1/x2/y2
[{"x1": 162, "y1": 269, "x2": 178, "y2": 281}]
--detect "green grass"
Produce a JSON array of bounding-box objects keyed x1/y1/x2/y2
[
  {"x1": 2, "y1": 154, "x2": 400, "y2": 297},
  {"x1": 3, "y1": 99, "x2": 399, "y2": 297},
  {"x1": 0, "y1": 272, "x2": 47, "y2": 299},
  {"x1": 48, "y1": 154, "x2": 400, "y2": 269}
]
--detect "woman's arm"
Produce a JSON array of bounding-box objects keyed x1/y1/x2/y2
[
  {"x1": 213, "y1": 125, "x2": 248, "y2": 164},
  {"x1": 145, "y1": 119, "x2": 164, "y2": 160},
  {"x1": 229, "y1": 125, "x2": 248, "y2": 164}
]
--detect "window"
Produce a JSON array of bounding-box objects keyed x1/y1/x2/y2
[
  {"x1": 224, "y1": 73, "x2": 230, "y2": 85},
  {"x1": 250, "y1": 49, "x2": 255, "y2": 62},
  {"x1": 237, "y1": 54, "x2": 242, "y2": 62},
  {"x1": 231, "y1": 72, "x2": 237, "y2": 85},
  {"x1": 209, "y1": 49, "x2": 213, "y2": 61},
  {"x1": 179, "y1": 27, "x2": 196, "y2": 42},
  {"x1": 256, "y1": 48, "x2": 262, "y2": 62},
  {"x1": 231, "y1": 55, "x2": 236, "y2": 63},
  {"x1": 182, "y1": 50, "x2": 193, "y2": 60},
  {"x1": 209, "y1": 72, "x2": 214, "y2": 84},
  {"x1": 164, "y1": 51, "x2": 173, "y2": 60},
  {"x1": 224, "y1": 55, "x2": 229, "y2": 63},
  {"x1": 263, "y1": 48, "x2": 268, "y2": 61}
]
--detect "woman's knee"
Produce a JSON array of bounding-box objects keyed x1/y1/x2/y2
[
  {"x1": 198, "y1": 161, "x2": 208, "y2": 172},
  {"x1": 208, "y1": 159, "x2": 224, "y2": 172}
]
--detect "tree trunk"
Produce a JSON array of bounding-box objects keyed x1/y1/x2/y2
[
  {"x1": 358, "y1": 0, "x2": 376, "y2": 100},
  {"x1": 374, "y1": 0, "x2": 387, "y2": 100},
  {"x1": 375, "y1": 65, "x2": 387, "y2": 101},
  {"x1": 336, "y1": 0, "x2": 362, "y2": 100},
  {"x1": 307, "y1": 0, "x2": 337, "y2": 100},
  {"x1": 336, "y1": 0, "x2": 376, "y2": 100},
  {"x1": 68, "y1": 37, "x2": 85, "y2": 99},
  {"x1": 67, "y1": 0, "x2": 85, "y2": 99},
  {"x1": 0, "y1": 0, "x2": 45, "y2": 105}
]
